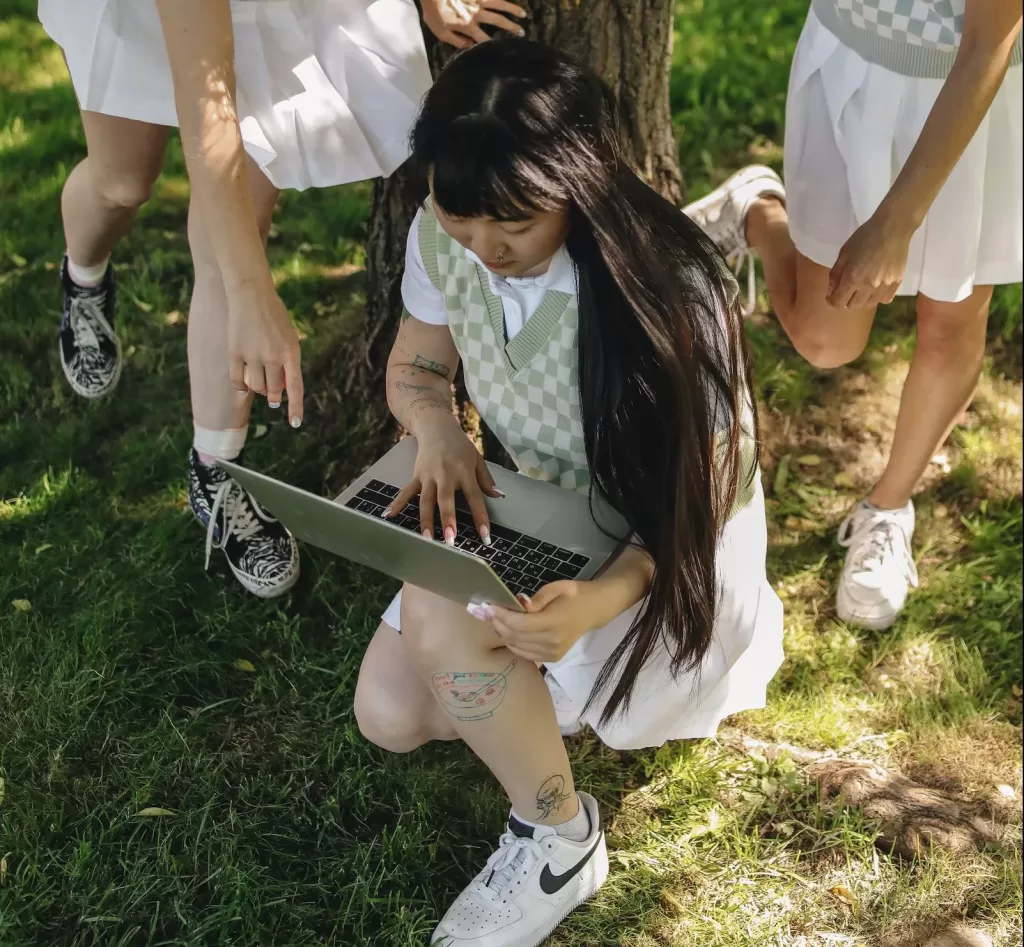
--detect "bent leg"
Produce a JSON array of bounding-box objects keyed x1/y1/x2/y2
[
  {"x1": 354, "y1": 620, "x2": 459, "y2": 753},
  {"x1": 400, "y1": 585, "x2": 580, "y2": 826}
]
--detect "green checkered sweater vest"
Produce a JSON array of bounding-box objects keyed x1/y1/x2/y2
[{"x1": 413, "y1": 204, "x2": 758, "y2": 517}]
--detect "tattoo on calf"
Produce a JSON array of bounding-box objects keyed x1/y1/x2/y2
[
  {"x1": 432, "y1": 660, "x2": 518, "y2": 722},
  {"x1": 536, "y1": 775, "x2": 573, "y2": 820}
]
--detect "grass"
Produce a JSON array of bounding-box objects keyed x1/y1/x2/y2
[{"x1": 1, "y1": 0, "x2": 1022, "y2": 944}]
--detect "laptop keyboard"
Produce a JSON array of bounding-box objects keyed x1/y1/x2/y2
[{"x1": 344, "y1": 479, "x2": 591, "y2": 597}]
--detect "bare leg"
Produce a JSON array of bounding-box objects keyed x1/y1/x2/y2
[
  {"x1": 62, "y1": 111, "x2": 170, "y2": 266},
  {"x1": 746, "y1": 196, "x2": 877, "y2": 369},
  {"x1": 187, "y1": 156, "x2": 279, "y2": 432},
  {"x1": 869, "y1": 286, "x2": 992, "y2": 509},
  {"x1": 373, "y1": 585, "x2": 580, "y2": 826},
  {"x1": 355, "y1": 622, "x2": 460, "y2": 753}
]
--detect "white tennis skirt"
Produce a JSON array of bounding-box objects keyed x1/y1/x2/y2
[
  {"x1": 39, "y1": 0, "x2": 432, "y2": 191},
  {"x1": 784, "y1": 11, "x2": 1023, "y2": 303},
  {"x1": 381, "y1": 478, "x2": 785, "y2": 751}
]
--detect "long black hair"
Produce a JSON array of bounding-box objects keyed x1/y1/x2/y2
[{"x1": 410, "y1": 40, "x2": 759, "y2": 724}]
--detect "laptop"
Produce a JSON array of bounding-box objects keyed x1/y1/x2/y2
[{"x1": 219, "y1": 437, "x2": 627, "y2": 612}]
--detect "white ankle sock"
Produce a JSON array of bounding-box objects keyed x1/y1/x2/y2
[
  {"x1": 67, "y1": 254, "x2": 111, "y2": 288},
  {"x1": 193, "y1": 424, "x2": 248, "y2": 466},
  {"x1": 513, "y1": 794, "x2": 591, "y2": 843}
]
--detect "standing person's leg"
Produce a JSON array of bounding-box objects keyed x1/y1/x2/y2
[
  {"x1": 869, "y1": 286, "x2": 992, "y2": 510},
  {"x1": 355, "y1": 586, "x2": 608, "y2": 947},
  {"x1": 694, "y1": 176, "x2": 993, "y2": 629},
  {"x1": 829, "y1": 286, "x2": 992, "y2": 628},
  {"x1": 63, "y1": 111, "x2": 170, "y2": 269},
  {"x1": 185, "y1": 157, "x2": 300, "y2": 598},
  {"x1": 59, "y1": 111, "x2": 170, "y2": 398}
]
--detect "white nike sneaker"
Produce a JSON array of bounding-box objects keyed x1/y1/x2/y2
[
  {"x1": 543, "y1": 670, "x2": 585, "y2": 737},
  {"x1": 836, "y1": 500, "x2": 919, "y2": 631},
  {"x1": 683, "y1": 165, "x2": 786, "y2": 316},
  {"x1": 431, "y1": 792, "x2": 608, "y2": 947}
]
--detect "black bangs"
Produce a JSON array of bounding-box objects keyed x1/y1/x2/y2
[{"x1": 421, "y1": 115, "x2": 565, "y2": 223}]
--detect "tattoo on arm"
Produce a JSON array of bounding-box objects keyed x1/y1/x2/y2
[
  {"x1": 432, "y1": 660, "x2": 517, "y2": 721},
  {"x1": 536, "y1": 775, "x2": 573, "y2": 820},
  {"x1": 411, "y1": 353, "x2": 451, "y2": 378},
  {"x1": 392, "y1": 379, "x2": 435, "y2": 395},
  {"x1": 403, "y1": 392, "x2": 451, "y2": 421}
]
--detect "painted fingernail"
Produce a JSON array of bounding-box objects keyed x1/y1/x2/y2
[
  {"x1": 444, "y1": 526, "x2": 456, "y2": 546},
  {"x1": 518, "y1": 26, "x2": 526, "y2": 35},
  {"x1": 493, "y1": 488, "x2": 506, "y2": 498},
  {"x1": 482, "y1": 605, "x2": 496, "y2": 620},
  {"x1": 479, "y1": 525, "x2": 491, "y2": 544},
  {"x1": 517, "y1": 593, "x2": 532, "y2": 607},
  {"x1": 466, "y1": 603, "x2": 487, "y2": 620},
  {"x1": 269, "y1": 401, "x2": 281, "y2": 409},
  {"x1": 422, "y1": 529, "x2": 432, "y2": 540},
  {"x1": 380, "y1": 507, "x2": 391, "y2": 519},
  {"x1": 290, "y1": 416, "x2": 302, "y2": 429}
]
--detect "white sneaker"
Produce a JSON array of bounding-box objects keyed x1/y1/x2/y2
[
  {"x1": 543, "y1": 670, "x2": 585, "y2": 737},
  {"x1": 683, "y1": 165, "x2": 785, "y2": 316},
  {"x1": 431, "y1": 792, "x2": 608, "y2": 947},
  {"x1": 836, "y1": 500, "x2": 919, "y2": 631}
]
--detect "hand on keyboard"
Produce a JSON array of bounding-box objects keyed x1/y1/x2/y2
[{"x1": 382, "y1": 420, "x2": 503, "y2": 545}]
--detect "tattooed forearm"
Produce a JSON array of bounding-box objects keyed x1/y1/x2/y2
[
  {"x1": 404, "y1": 391, "x2": 451, "y2": 419},
  {"x1": 535, "y1": 775, "x2": 573, "y2": 820},
  {"x1": 432, "y1": 661, "x2": 518, "y2": 722},
  {"x1": 411, "y1": 353, "x2": 451, "y2": 378},
  {"x1": 392, "y1": 379, "x2": 436, "y2": 395}
]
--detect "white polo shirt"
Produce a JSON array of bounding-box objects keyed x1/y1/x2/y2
[{"x1": 401, "y1": 208, "x2": 578, "y2": 340}]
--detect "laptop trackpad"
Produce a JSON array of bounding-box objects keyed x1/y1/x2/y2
[{"x1": 487, "y1": 466, "x2": 564, "y2": 535}]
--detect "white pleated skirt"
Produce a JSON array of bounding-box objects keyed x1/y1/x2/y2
[
  {"x1": 784, "y1": 11, "x2": 1023, "y2": 303},
  {"x1": 382, "y1": 478, "x2": 785, "y2": 751},
  {"x1": 39, "y1": 0, "x2": 432, "y2": 191}
]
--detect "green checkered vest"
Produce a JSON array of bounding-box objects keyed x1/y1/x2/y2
[{"x1": 413, "y1": 203, "x2": 758, "y2": 516}]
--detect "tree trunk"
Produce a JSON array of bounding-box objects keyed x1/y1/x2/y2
[{"x1": 317, "y1": 1, "x2": 682, "y2": 471}]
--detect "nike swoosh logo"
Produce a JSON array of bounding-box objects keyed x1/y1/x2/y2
[{"x1": 538, "y1": 831, "x2": 603, "y2": 895}]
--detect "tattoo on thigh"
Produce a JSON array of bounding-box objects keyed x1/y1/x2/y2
[
  {"x1": 432, "y1": 660, "x2": 517, "y2": 721},
  {"x1": 536, "y1": 775, "x2": 572, "y2": 820}
]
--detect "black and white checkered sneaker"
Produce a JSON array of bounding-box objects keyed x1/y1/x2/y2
[
  {"x1": 59, "y1": 255, "x2": 122, "y2": 398},
  {"x1": 188, "y1": 449, "x2": 300, "y2": 598}
]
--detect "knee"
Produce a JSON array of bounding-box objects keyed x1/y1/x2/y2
[
  {"x1": 95, "y1": 172, "x2": 158, "y2": 213},
  {"x1": 353, "y1": 677, "x2": 432, "y2": 754},
  {"x1": 915, "y1": 308, "x2": 987, "y2": 367},
  {"x1": 788, "y1": 317, "x2": 868, "y2": 370}
]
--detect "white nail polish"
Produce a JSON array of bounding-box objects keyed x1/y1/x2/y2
[
  {"x1": 380, "y1": 508, "x2": 390, "y2": 519},
  {"x1": 493, "y1": 489, "x2": 506, "y2": 498},
  {"x1": 482, "y1": 534, "x2": 492, "y2": 547},
  {"x1": 466, "y1": 603, "x2": 485, "y2": 620},
  {"x1": 422, "y1": 529, "x2": 432, "y2": 540},
  {"x1": 269, "y1": 402, "x2": 281, "y2": 409},
  {"x1": 290, "y1": 416, "x2": 302, "y2": 429}
]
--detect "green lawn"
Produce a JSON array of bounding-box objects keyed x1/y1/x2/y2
[{"x1": 1, "y1": 1, "x2": 1022, "y2": 945}]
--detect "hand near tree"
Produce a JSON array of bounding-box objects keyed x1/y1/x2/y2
[{"x1": 422, "y1": 0, "x2": 527, "y2": 48}]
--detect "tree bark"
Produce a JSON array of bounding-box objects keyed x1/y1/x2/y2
[{"x1": 317, "y1": 0, "x2": 682, "y2": 469}]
